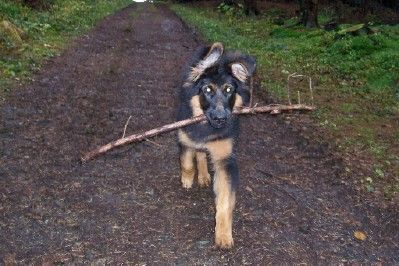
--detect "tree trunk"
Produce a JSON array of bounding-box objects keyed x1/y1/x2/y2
[
  {"x1": 244, "y1": 0, "x2": 259, "y2": 15},
  {"x1": 333, "y1": 0, "x2": 344, "y2": 22},
  {"x1": 298, "y1": 0, "x2": 319, "y2": 28},
  {"x1": 223, "y1": 0, "x2": 236, "y2": 6},
  {"x1": 361, "y1": 0, "x2": 370, "y2": 19}
]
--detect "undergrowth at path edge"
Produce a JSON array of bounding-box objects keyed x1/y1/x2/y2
[
  {"x1": 171, "y1": 4, "x2": 399, "y2": 200},
  {"x1": 0, "y1": 0, "x2": 132, "y2": 95}
]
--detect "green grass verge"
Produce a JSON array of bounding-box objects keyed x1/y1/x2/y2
[
  {"x1": 0, "y1": 0, "x2": 132, "y2": 94},
  {"x1": 171, "y1": 4, "x2": 399, "y2": 198}
]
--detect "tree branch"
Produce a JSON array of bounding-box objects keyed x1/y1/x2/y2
[{"x1": 81, "y1": 104, "x2": 315, "y2": 163}]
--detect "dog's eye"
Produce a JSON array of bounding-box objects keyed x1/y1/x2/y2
[
  {"x1": 225, "y1": 86, "x2": 232, "y2": 93},
  {"x1": 205, "y1": 86, "x2": 212, "y2": 93}
]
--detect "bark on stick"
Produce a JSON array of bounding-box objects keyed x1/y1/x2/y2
[{"x1": 81, "y1": 104, "x2": 315, "y2": 163}]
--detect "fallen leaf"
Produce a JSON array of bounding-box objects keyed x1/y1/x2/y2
[
  {"x1": 245, "y1": 186, "x2": 253, "y2": 193},
  {"x1": 354, "y1": 230, "x2": 367, "y2": 241},
  {"x1": 3, "y1": 253, "x2": 16, "y2": 265}
]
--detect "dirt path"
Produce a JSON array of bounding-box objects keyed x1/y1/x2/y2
[{"x1": 1, "y1": 3, "x2": 398, "y2": 264}]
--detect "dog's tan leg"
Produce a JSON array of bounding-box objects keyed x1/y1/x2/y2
[
  {"x1": 196, "y1": 152, "x2": 211, "y2": 187},
  {"x1": 180, "y1": 147, "x2": 195, "y2": 189},
  {"x1": 213, "y1": 164, "x2": 236, "y2": 249},
  {"x1": 206, "y1": 138, "x2": 236, "y2": 249}
]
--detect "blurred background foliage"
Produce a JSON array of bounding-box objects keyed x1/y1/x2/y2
[{"x1": 171, "y1": 0, "x2": 399, "y2": 198}]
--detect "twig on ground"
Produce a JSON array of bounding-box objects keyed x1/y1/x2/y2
[
  {"x1": 122, "y1": 115, "x2": 132, "y2": 138},
  {"x1": 145, "y1": 138, "x2": 163, "y2": 147},
  {"x1": 287, "y1": 73, "x2": 314, "y2": 106},
  {"x1": 297, "y1": 91, "x2": 301, "y2": 105},
  {"x1": 249, "y1": 76, "x2": 254, "y2": 108},
  {"x1": 81, "y1": 103, "x2": 315, "y2": 163}
]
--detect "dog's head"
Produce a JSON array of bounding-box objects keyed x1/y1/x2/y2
[{"x1": 186, "y1": 43, "x2": 256, "y2": 129}]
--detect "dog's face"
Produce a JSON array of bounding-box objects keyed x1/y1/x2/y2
[
  {"x1": 199, "y1": 76, "x2": 236, "y2": 128},
  {"x1": 187, "y1": 43, "x2": 256, "y2": 129}
]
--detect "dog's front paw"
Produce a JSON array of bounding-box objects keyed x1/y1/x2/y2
[
  {"x1": 215, "y1": 233, "x2": 234, "y2": 249},
  {"x1": 181, "y1": 175, "x2": 194, "y2": 189},
  {"x1": 198, "y1": 173, "x2": 211, "y2": 188}
]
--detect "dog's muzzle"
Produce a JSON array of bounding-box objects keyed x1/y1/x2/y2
[{"x1": 207, "y1": 110, "x2": 230, "y2": 129}]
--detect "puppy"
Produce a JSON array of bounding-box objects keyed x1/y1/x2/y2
[{"x1": 177, "y1": 42, "x2": 256, "y2": 249}]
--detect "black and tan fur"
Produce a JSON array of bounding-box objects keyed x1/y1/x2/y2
[{"x1": 177, "y1": 43, "x2": 256, "y2": 249}]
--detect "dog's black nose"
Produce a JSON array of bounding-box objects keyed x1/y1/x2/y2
[
  {"x1": 214, "y1": 116, "x2": 226, "y2": 124},
  {"x1": 211, "y1": 111, "x2": 227, "y2": 125}
]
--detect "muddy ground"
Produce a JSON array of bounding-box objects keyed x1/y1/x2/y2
[{"x1": 1, "y1": 3, "x2": 398, "y2": 264}]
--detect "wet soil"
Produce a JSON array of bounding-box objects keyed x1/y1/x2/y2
[{"x1": 1, "y1": 3, "x2": 398, "y2": 264}]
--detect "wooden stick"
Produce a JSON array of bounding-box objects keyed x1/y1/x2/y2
[{"x1": 81, "y1": 104, "x2": 315, "y2": 163}]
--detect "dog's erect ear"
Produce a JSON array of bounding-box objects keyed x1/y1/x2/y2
[
  {"x1": 231, "y1": 63, "x2": 249, "y2": 83},
  {"x1": 189, "y1": 42, "x2": 224, "y2": 82},
  {"x1": 219, "y1": 52, "x2": 256, "y2": 83},
  {"x1": 229, "y1": 55, "x2": 256, "y2": 83}
]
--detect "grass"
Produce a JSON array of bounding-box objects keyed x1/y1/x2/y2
[
  {"x1": 171, "y1": 4, "x2": 399, "y2": 198},
  {"x1": 0, "y1": 0, "x2": 132, "y2": 95}
]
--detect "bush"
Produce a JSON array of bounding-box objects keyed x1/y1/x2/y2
[
  {"x1": 217, "y1": 2, "x2": 245, "y2": 16},
  {"x1": 22, "y1": 0, "x2": 54, "y2": 10}
]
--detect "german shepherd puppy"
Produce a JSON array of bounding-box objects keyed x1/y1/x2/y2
[{"x1": 177, "y1": 43, "x2": 256, "y2": 249}]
